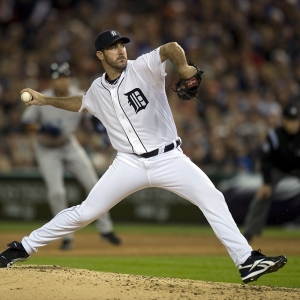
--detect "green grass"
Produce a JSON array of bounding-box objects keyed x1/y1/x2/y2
[
  {"x1": 1, "y1": 222, "x2": 300, "y2": 288},
  {"x1": 22, "y1": 255, "x2": 299, "y2": 288}
]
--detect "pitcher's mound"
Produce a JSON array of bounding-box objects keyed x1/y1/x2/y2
[{"x1": 1, "y1": 265, "x2": 298, "y2": 300}]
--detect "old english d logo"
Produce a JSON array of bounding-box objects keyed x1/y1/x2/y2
[{"x1": 125, "y1": 88, "x2": 149, "y2": 114}]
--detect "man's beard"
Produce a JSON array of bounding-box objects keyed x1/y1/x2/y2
[{"x1": 104, "y1": 54, "x2": 127, "y2": 71}]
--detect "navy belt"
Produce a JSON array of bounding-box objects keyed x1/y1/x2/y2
[{"x1": 139, "y1": 139, "x2": 181, "y2": 158}]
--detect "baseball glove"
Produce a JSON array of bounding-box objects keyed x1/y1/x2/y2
[{"x1": 173, "y1": 61, "x2": 204, "y2": 100}]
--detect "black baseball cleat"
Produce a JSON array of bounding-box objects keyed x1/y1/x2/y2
[
  {"x1": 0, "y1": 241, "x2": 30, "y2": 268},
  {"x1": 60, "y1": 238, "x2": 73, "y2": 250},
  {"x1": 239, "y1": 249, "x2": 287, "y2": 284},
  {"x1": 101, "y1": 232, "x2": 122, "y2": 245}
]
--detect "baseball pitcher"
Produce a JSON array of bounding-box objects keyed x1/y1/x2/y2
[{"x1": 0, "y1": 30, "x2": 287, "y2": 284}]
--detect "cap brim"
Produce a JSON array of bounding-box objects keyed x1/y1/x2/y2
[{"x1": 106, "y1": 37, "x2": 130, "y2": 48}]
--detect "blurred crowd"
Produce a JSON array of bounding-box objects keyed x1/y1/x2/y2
[{"x1": 1, "y1": 0, "x2": 300, "y2": 176}]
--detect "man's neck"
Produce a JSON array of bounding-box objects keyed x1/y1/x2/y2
[
  {"x1": 104, "y1": 63, "x2": 126, "y2": 82},
  {"x1": 105, "y1": 70, "x2": 123, "y2": 81},
  {"x1": 105, "y1": 74, "x2": 121, "y2": 85}
]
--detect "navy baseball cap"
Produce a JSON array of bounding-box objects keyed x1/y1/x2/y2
[
  {"x1": 50, "y1": 62, "x2": 71, "y2": 79},
  {"x1": 95, "y1": 30, "x2": 130, "y2": 51},
  {"x1": 282, "y1": 104, "x2": 300, "y2": 120}
]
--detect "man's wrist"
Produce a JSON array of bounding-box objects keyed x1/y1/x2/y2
[{"x1": 178, "y1": 65, "x2": 197, "y2": 79}]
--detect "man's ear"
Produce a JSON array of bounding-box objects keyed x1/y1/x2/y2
[{"x1": 96, "y1": 51, "x2": 104, "y2": 61}]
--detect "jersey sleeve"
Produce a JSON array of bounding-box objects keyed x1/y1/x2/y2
[
  {"x1": 21, "y1": 106, "x2": 40, "y2": 124},
  {"x1": 79, "y1": 81, "x2": 97, "y2": 115},
  {"x1": 132, "y1": 47, "x2": 166, "y2": 86}
]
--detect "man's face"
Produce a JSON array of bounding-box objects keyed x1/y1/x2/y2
[
  {"x1": 282, "y1": 117, "x2": 300, "y2": 135},
  {"x1": 98, "y1": 41, "x2": 128, "y2": 71}
]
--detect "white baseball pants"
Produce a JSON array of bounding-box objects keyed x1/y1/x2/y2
[{"x1": 22, "y1": 148, "x2": 252, "y2": 265}]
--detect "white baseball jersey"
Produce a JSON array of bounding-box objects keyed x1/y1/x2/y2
[
  {"x1": 22, "y1": 46, "x2": 253, "y2": 266},
  {"x1": 80, "y1": 48, "x2": 178, "y2": 155}
]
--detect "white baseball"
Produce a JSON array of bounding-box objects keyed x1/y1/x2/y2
[{"x1": 21, "y1": 91, "x2": 32, "y2": 103}]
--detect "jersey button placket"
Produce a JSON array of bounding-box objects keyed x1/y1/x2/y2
[{"x1": 111, "y1": 88, "x2": 144, "y2": 154}]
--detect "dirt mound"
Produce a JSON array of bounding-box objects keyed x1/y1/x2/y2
[
  {"x1": 1, "y1": 265, "x2": 299, "y2": 300},
  {"x1": 1, "y1": 232, "x2": 300, "y2": 299}
]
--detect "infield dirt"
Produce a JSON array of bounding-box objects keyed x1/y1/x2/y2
[{"x1": 0, "y1": 232, "x2": 299, "y2": 299}]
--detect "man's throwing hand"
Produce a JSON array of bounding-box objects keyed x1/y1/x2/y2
[{"x1": 20, "y1": 89, "x2": 46, "y2": 106}]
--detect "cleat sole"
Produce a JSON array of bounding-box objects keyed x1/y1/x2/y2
[{"x1": 7, "y1": 256, "x2": 29, "y2": 268}]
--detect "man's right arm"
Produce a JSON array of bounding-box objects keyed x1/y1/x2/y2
[
  {"x1": 159, "y1": 42, "x2": 196, "y2": 79},
  {"x1": 20, "y1": 88, "x2": 87, "y2": 112}
]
